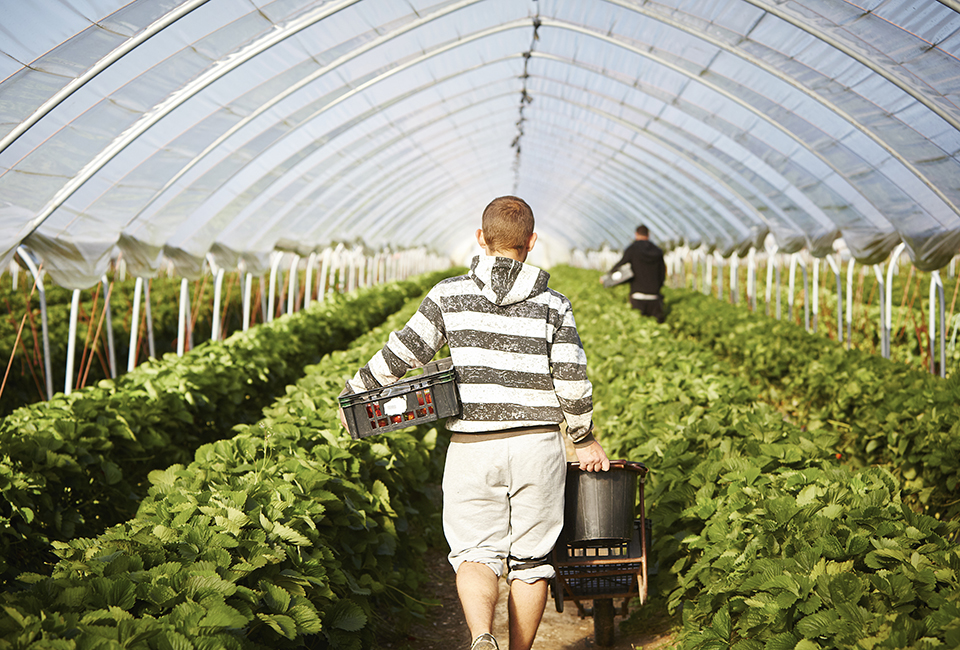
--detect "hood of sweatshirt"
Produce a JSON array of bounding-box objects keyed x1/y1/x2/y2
[
  {"x1": 469, "y1": 255, "x2": 550, "y2": 306},
  {"x1": 632, "y1": 239, "x2": 664, "y2": 262}
]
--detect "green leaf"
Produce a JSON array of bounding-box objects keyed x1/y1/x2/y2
[
  {"x1": 257, "y1": 613, "x2": 297, "y2": 639},
  {"x1": 325, "y1": 599, "x2": 367, "y2": 632},
  {"x1": 262, "y1": 582, "x2": 291, "y2": 613},
  {"x1": 199, "y1": 602, "x2": 249, "y2": 629}
]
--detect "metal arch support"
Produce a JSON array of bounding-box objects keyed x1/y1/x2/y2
[
  {"x1": 177, "y1": 278, "x2": 190, "y2": 357},
  {"x1": 765, "y1": 246, "x2": 778, "y2": 317},
  {"x1": 16, "y1": 247, "x2": 53, "y2": 400},
  {"x1": 730, "y1": 251, "x2": 739, "y2": 305},
  {"x1": 101, "y1": 275, "x2": 117, "y2": 379},
  {"x1": 143, "y1": 280, "x2": 156, "y2": 359},
  {"x1": 304, "y1": 252, "x2": 317, "y2": 309},
  {"x1": 267, "y1": 252, "x2": 284, "y2": 323},
  {"x1": 242, "y1": 271, "x2": 253, "y2": 332},
  {"x1": 811, "y1": 258, "x2": 820, "y2": 334},
  {"x1": 286, "y1": 254, "x2": 300, "y2": 315},
  {"x1": 604, "y1": 0, "x2": 960, "y2": 219},
  {"x1": 846, "y1": 258, "x2": 856, "y2": 350},
  {"x1": 65, "y1": 289, "x2": 81, "y2": 396},
  {"x1": 318, "y1": 248, "x2": 332, "y2": 302},
  {"x1": 929, "y1": 271, "x2": 946, "y2": 378},
  {"x1": 0, "y1": 0, "x2": 211, "y2": 157},
  {"x1": 125, "y1": 0, "x2": 491, "y2": 234},
  {"x1": 211, "y1": 266, "x2": 225, "y2": 342},
  {"x1": 127, "y1": 277, "x2": 144, "y2": 373},
  {"x1": 825, "y1": 255, "x2": 842, "y2": 345},
  {"x1": 742, "y1": 0, "x2": 960, "y2": 137},
  {"x1": 873, "y1": 264, "x2": 888, "y2": 359},
  {"x1": 788, "y1": 253, "x2": 799, "y2": 323},
  {"x1": 885, "y1": 242, "x2": 907, "y2": 359},
  {"x1": 715, "y1": 252, "x2": 724, "y2": 301}
]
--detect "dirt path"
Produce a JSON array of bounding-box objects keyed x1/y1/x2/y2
[
  {"x1": 376, "y1": 439, "x2": 677, "y2": 649},
  {"x1": 375, "y1": 546, "x2": 676, "y2": 650}
]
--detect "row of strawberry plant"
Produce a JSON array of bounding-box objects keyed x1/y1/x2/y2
[
  {"x1": 661, "y1": 287, "x2": 960, "y2": 521},
  {"x1": 0, "y1": 271, "x2": 454, "y2": 584},
  {"x1": 2, "y1": 276, "x2": 220, "y2": 416},
  {"x1": 551, "y1": 267, "x2": 960, "y2": 650},
  {"x1": 0, "y1": 292, "x2": 448, "y2": 649}
]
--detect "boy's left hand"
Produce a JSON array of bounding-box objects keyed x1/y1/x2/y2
[
  {"x1": 338, "y1": 407, "x2": 349, "y2": 431},
  {"x1": 575, "y1": 440, "x2": 611, "y2": 472}
]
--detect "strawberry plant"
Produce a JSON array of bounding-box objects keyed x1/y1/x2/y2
[
  {"x1": 0, "y1": 271, "x2": 456, "y2": 583},
  {"x1": 548, "y1": 267, "x2": 960, "y2": 650},
  {"x1": 0, "y1": 292, "x2": 448, "y2": 648}
]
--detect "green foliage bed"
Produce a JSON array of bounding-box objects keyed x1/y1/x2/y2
[{"x1": 0, "y1": 272, "x2": 453, "y2": 583}]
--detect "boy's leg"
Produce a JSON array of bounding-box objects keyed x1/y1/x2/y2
[
  {"x1": 508, "y1": 578, "x2": 548, "y2": 650},
  {"x1": 456, "y1": 561, "x2": 499, "y2": 640}
]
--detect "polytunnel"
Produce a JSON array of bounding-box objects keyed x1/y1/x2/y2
[{"x1": 2, "y1": 0, "x2": 960, "y2": 386}]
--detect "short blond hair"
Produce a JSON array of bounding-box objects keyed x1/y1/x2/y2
[{"x1": 481, "y1": 196, "x2": 535, "y2": 253}]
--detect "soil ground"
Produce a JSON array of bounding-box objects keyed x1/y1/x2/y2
[
  {"x1": 375, "y1": 439, "x2": 678, "y2": 649},
  {"x1": 374, "y1": 546, "x2": 677, "y2": 650}
]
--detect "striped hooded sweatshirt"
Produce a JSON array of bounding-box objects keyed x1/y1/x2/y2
[{"x1": 345, "y1": 255, "x2": 595, "y2": 444}]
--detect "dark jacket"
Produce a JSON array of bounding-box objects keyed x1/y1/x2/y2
[{"x1": 612, "y1": 239, "x2": 666, "y2": 296}]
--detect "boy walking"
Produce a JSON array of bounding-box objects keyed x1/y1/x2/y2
[{"x1": 339, "y1": 196, "x2": 609, "y2": 650}]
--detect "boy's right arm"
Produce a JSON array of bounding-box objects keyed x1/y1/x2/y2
[{"x1": 344, "y1": 290, "x2": 447, "y2": 395}]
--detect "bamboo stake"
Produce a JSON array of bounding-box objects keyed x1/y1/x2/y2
[
  {"x1": 79, "y1": 284, "x2": 112, "y2": 390},
  {"x1": 76, "y1": 284, "x2": 100, "y2": 387},
  {"x1": 893, "y1": 265, "x2": 914, "y2": 337},
  {"x1": 2, "y1": 272, "x2": 43, "y2": 402}
]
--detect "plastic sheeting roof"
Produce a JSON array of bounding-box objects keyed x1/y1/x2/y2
[{"x1": 1, "y1": 0, "x2": 959, "y2": 289}]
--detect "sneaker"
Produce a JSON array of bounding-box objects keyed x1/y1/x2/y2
[{"x1": 470, "y1": 633, "x2": 499, "y2": 650}]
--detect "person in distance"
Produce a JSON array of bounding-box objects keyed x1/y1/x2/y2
[{"x1": 605, "y1": 224, "x2": 667, "y2": 323}]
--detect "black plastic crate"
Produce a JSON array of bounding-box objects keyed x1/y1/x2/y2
[{"x1": 338, "y1": 357, "x2": 460, "y2": 439}]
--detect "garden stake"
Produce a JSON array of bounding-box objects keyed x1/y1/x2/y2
[
  {"x1": 219, "y1": 271, "x2": 238, "y2": 339},
  {"x1": 80, "y1": 284, "x2": 111, "y2": 390},
  {"x1": 76, "y1": 283, "x2": 101, "y2": 389}
]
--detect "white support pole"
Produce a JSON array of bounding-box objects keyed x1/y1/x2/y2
[
  {"x1": 846, "y1": 259, "x2": 856, "y2": 349},
  {"x1": 64, "y1": 289, "x2": 81, "y2": 396},
  {"x1": 101, "y1": 275, "x2": 117, "y2": 378},
  {"x1": 286, "y1": 254, "x2": 300, "y2": 315},
  {"x1": 716, "y1": 253, "x2": 724, "y2": 300},
  {"x1": 267, "y1": 253, "x2": 283, "y2": 322},
  {"x1": 16, "y1": 248, "x2": 53, "y2": 398},
  {"x1": 874, "y1": 264, "x2": 888, "y2": 359},
  {"x1": 788, "y1": 254, "x2": 799, "y2": 323},
  {"x1": 826, "y1": 255, "x2": 841, "y2": 344},
  {"x1": 886, "y1": 243, "x2": 906, "y2": 360},
  {"x1": 144, "y1": 280, "x2": 156, "y2": 358},
  {"x1": 336, "y1": 245, "x2": 347, "y2": 291},
  {"x1": 242, "y1": 272, "x2": 253, "y2": 332},
  {"x1": 304, "y1": 252, "x2": 317, "y2": 309},
  {"x1": 177, "y1": 278, "x2": 189, "y2": 357},
  {"x1": 319, "y1": 248, "x2": 332, "y2": 301},
  {"x1": 704, "y1": 252, "x2": 712, "y2": 296},
  {"x1": 765, "y1": 252, "x2": 775, "y2": 317},
  {"x1": 127, "y1": 277, "x2": 144, "y2": 372},
  {"x1": 730, "y1": 251, "x2": 739, "y2": 304},
  {"x1": 10, "y1": 260, "x2": 18, "y2": 289},
  {"x1": 929, "y1": 271, "x2": 946, "y2": 377},
  {"x1": 259, "y1": 276, "x2": 267, "y2": 321},
  {"x1": 776, "y1": 255, "x2": 782, "y2": 320},
  {"x1": 211, "y1": 267, "x2": 225, "y2": 342},
  {"x1": 812, "y1": 258, "x2": 820, "y2": 333},
  {"x1": 747, "y1": 248, "x2": 757, "y2": 311}
]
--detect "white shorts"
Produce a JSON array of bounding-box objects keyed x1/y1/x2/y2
[{"x1": 442, "y1": 429, "x2": 567, "y2": 583}]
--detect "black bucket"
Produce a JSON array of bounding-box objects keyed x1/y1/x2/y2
[{"x1": 563, "y1": 460, "x2": 648, "y2": 546}]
